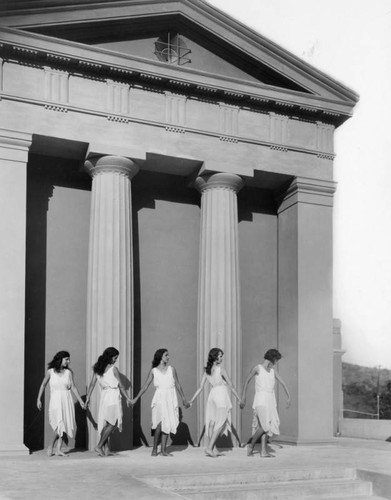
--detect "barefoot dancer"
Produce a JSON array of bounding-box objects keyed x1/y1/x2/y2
[
  {"x1": 37, "y1": 351, "x2": 86, "y2": 456},
  {"x1": 86, "y1": 347, "x2": 131, "y2": 457},
  {"x1": 131, "y1": 348, "x2": 190, "y2": 456},
  {"x1": 190, "y1": 347, "x2": 240, "y2": 458},
  {"x1": 240, "y1": 349, "x2": 291, "y2": 457}
]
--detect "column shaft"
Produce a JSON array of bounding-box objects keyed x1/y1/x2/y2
[
  {"x1": 85, "y1": 155, "x2": 138, "y2": 449},
  {"x1": 195, "y1": 173, "x2": 243, "y2": 443}
]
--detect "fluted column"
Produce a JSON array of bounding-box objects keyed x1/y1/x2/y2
[
  {"x1": 195, "y1": 172, "x2": 244, "y2": 444},
  {"x1": 84, "y1": 155, "x2": 139, "y2": 449}
]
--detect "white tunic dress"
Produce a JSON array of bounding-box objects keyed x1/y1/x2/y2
[
  {"x1": 252, "y1": 364, "x2": 280, "y2": 436},
  {"x1": 97, "y1": 366, "x2": 122, "y2": 434},
  {"x1": 48, "y1": 368, "x2": 76, "y2": 438},
  {"x1": 151, "y1": 366, "x2": 179, "y2": 435},
  {"x1": 205, "y1": 366, "x2": 232, "y2": 437}
]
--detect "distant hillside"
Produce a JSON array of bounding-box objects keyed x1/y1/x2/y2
[
  {"x1": 343, "y1": 362, "x2": 390, "y2": 387},
  {"x1": 342, "y1": 362, "x2": 391, "y2": 419}
]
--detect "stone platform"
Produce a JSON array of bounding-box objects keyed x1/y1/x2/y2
[{"x1": 0, "y1": 438, "x2": 390, "y2": 499}]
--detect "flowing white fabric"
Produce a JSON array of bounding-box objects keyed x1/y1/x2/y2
[
  {"x1": 151, "y1": 366, "x2": 179, "y2": 435},
  {"x1": 48, "y1": 368, "x2": 76, "y2": 438},
  {"x1": 205, "y1": 366, "x2": 232, "y2": 437},
  {"x1": 97, "y1": 366, "x2": 122, "y2": 434},
  {"x1": 252, "y1": 364, "x2": 280, "y2": 436}
]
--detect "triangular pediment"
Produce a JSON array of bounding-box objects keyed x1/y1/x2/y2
[
  {"x1": 20, "y1": 16, "x2": 311, "y2": 94},
  {"x1": 0, "y1": 0, "x2": 358, "y2": 112}
]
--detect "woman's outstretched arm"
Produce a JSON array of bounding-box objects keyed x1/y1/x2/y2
[
  {"x1": 131, "y1": 369, "x2": 153, "y2": 405},
  {"x1": 189, "y1": 373, "x2": 207, "y2": 404},
  {"x1": 221, "y1": 368, "x2": 241, "y2": 403},
  {"x1": 275, "y1": 371, "x2": 291, "y2": 408},
  {"x1": 240, "y1": 366, "x2": 258, "y2": 409},
  {"x1": 36, "y1": 371, "x2": 50, "y2": 410},
  {"x1": 69, "y1": 370, "x2": 86, "y2": 409},
  {"x1": 172, "y1": 367, "x2": 190, "y2": 408},
  {"x1": 85, "y1": 373, "x2": 97, "y2": 406},
  {"x1": 112, "y1": 366, "x2": 132, "y2": 406}
]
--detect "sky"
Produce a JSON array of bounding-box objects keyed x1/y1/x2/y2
[{"x1": 207, "y1": 0, "x2": 391, "y2": 369}]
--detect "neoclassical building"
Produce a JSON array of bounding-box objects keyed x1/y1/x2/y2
[{"x1": 0, "y1": 0, "x2": 357, "y2": 454}]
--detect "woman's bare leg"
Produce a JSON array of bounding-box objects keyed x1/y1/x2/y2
[
  {"x1": 95, "y1": 423, "x2": 115, "y2": 457},
  {"x1": 206, "y1": 422, "x2": 225, "y2": 457},
  {"x1": 151, "y1": 422, "x2": 161, "y2": 456},
  {"x1": 47, "y1": 432, "x2": 58, "y2": 456},
  {"x1": 247, "y1": 415, "x2": 266, "y2": 456},
  {"x1": 161, "y1": 433, "x2": 172, "y2": 456},
  {"x1": 55, "y1": 435, "x2": 67, "y2": 456},
  {"x1": 260, "y1": 432, "x2": 273, "y2": 457}
]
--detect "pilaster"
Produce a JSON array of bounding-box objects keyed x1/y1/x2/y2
[
  {"x1": 277, "y1": 176, "x2": 337, "y2": 445},
  {"x1": 0, "y1": 128, "x2": 32, "y2": 455}
]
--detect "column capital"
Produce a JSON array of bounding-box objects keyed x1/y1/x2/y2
[
  {"x1": 84, "y1": 155, "x2": 139, "y2": 179},
  {"x1": 194, "y1": 172, "x2": 244, "y2": 194}
]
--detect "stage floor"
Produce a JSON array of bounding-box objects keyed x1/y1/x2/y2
[{"x1": 1, "y1": 438, "x2": 390, "y2": 499}]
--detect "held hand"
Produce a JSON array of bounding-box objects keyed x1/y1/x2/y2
[
  {"x1": 37, "y1": 400, "x2": 42, "y2": 411},
  {"x1": 240, "y1": 399, "x2": 246, "y2": 410},
  {"x1": 126, "y1": 398, "x2": 132, "y2": 408},
  {"x1": 183, "y1": 400, "x2": 191, "y2": 409},
  {"x1": 80, "y1": 401, "x2": 87, "y2": 410}
]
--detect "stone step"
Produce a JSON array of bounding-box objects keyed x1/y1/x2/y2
[
  {"x1": 303, "y1": 497, "x2": 385, "y2": 500},
  {"x1": 174, "y1": 478, "x2": 373, "y2": 500},
  {"x1": 139, "y1": 467, "x2": 357, "y2": 489},
  {"x1": 135, "y1": 468, "x2": 389, "y2": 500}
]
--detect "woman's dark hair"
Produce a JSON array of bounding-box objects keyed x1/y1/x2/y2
[
  {"x1": 205, "y1": 347, "x2": 223, "y2": 375},
  {"x1": 264, "y1": 348, "x2": 282, "y2": 364},
  {"x1": 93, "y1": 347, "x2": 119, "y2": 376},
  {"x1": 48, "y1": 351, "x2": 70, "y2": 373},
  {"x1": 152, "y1": 348, "x2": 168, "y2": 368}
]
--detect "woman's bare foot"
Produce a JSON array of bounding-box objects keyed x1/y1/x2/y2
[
  {"x1": 94, "y1": 446, "x2": 105, "y2": 457},
  {"x1": 103, "y1": 444, "x2": 115, "y2": 456},
  {"x1": 205, "y1": 449, "x2": 217, "y2": 458},
  {"x1": 151, "y1": 449, "x2": 158, "y2": 456},
  {"x1": 55, "y1": 450, "x2": 67, "y2": 457},
  {"x1": 161, "y1": 451, "x2": 173, "y2": 456},
  {"x1": 246, "y1": 445, "x2": 255, "y2": 457},
  {"x1": 260, "y1": 452, "x2": 274, "y2": 458},
  {"x1": 46, "y1": 446, "x2": 54, "y2": 457}
]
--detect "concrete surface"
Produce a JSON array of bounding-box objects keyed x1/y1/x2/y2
[{"x1": 0, "y1": 438, "x2": 390, "y2": 499}]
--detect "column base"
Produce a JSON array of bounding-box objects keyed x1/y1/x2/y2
[
  {"x1": 0, "y1": 443, "x2": 30, "y2": 456},
  {"x1": 275, "y1": 435, "x2": 338, "y2": 446}
]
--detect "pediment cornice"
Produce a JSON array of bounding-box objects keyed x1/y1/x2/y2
[
  {"x1": 0, "y1": 25, "x2": 355, "y2": 125},
  {"x1": 0, "y1": 0, "x2": 358, "y2": 106}
]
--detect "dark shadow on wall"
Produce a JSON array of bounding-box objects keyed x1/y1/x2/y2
[
  {"x1": 24, "y1": 158, "x2": 52, "y2": 451},
  {"x1": 74, "y1": 399, "x2": 87, "y2": 449},
  {"x1": 24, "y1": 154, "x2": 91, "y2": 451},
  {"x1": 109, "y1": 372, "x2": 133, "y2": 451},
  {"x1": 131, "y1": 196, "x2": 143, "y2": 448},
  {"x1": 170, "y1": 407, "x2": 195, "y2": 447},
  {"x1": 238, "y1": 186, "x2": 278, "y2": 222},
  {"x1": 131, "y1": 170, "x2": 199, "y2": 448}
]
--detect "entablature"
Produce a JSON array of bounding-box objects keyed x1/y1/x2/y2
[{"x1": 0, "y1": 27, "x2": 353, "y2": 126}]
